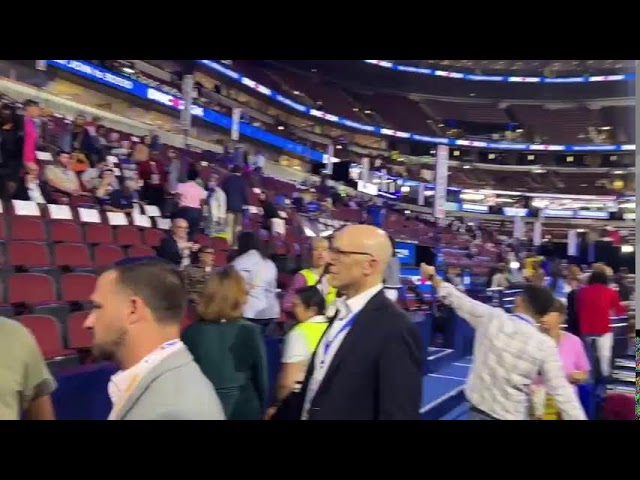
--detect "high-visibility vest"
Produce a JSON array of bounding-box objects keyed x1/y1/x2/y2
[
  {"x1": 299, "y1": 268, "x2": 337, "y2": 306},
  {"x1": 291, "y1": 320, "x2": 329, "y2": 354}
]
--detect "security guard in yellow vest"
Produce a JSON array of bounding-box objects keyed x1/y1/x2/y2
[
  {"x1": 266, "y1": 285, "x2": 329, "y2": 419},
  {"x1": 283, "y1": 238, "x2": 337, "y2": 321}
]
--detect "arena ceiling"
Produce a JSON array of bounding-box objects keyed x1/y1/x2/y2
[
  {"x1": 386, "y1": 60, "x2": 634, "y2": 76},
  {"x1": 266, "y1": 60, "x2": 635, "y2": 101}
]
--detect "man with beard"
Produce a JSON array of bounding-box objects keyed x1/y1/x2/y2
[{"x1": 83, "y1": 259, "x2": 225, "y2": 420}]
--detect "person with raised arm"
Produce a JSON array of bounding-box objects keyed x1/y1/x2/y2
[{"x1": 421, "y1": 263, "x2": 586, "y2": 420}]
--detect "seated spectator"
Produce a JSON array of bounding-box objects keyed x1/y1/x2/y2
[
  {"x1": 267, "y1": 286, "x2": 328, "y2": 420},
  {"x1": 82, "y1": 158, "x2": 120, "y2": 192},
  {"x1": 175, "y1": 167, "x2": 207, "y2": 237},
  {"x1": 157, "y1": 218, "x2": 198, "y2": 268},
  {"x1": 94, "y1": 169, "x2": 118, "y2": 201},
  {"x1": 181, "y1": 266, "x2": 268, "y2": 420},
  {"x1": 69, "y1": 151, "x2": 91, "y2": 173},
  {"x1": 232, "y1": 231, "x2": 280, "y2": 331},
  {"x1": 44, "y1": 150, "x2": 90, "y2": 197},
  {"x1": 104, "y1": 179, "x2": 136, "y2": 214},
  {"x1": 183, "y1": 246, "x2": 216, "y2": 304},
  {"x1": 13, "y1": 163, "x2": 54, "y2": 204}
]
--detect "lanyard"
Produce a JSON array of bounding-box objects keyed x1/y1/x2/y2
[
  {"x1": 511, "y1": 313, "x2": 536, "y2": 327},
  {"x1": 108, "y1": 339, "x2": 182, "y2": 420},
  {"x1": 320, "y1": 311, "x2": 358, "y2": 368}
]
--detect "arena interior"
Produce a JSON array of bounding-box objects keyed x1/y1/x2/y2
[{"x1": 0, "y1": 59, "x2": 636, "y2": 420}]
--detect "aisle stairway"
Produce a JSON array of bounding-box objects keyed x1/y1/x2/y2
[{"x1": 610, "y1": 342, "x2": 635, "y2": 395}]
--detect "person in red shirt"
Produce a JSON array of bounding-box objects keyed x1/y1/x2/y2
[{"x1": 576, "y1": 269, "x2": 626, "y2": 380}]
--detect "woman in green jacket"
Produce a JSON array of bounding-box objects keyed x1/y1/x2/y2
[{"x1": 182, "y1": 266, "x2": 268, "y2": 420}]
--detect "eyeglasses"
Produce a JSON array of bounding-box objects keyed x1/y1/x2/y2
[{"x1": 328, "y1": 246, "x2": 374, "y2": 259}]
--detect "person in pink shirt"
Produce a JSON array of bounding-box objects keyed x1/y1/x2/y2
[
  {"x1": 175, "y1": 167, "x2": 207, "y2": 236},
  {"x1": 22, "y1": 99, "x2": 40, "y2": 169},
  {"x1": 533, "y1": 300, "x2": 591, "y2": 419}
]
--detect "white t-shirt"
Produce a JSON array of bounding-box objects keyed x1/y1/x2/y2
[{"x1": 281, "y1": 316, "x2": 328, "y2": 364}]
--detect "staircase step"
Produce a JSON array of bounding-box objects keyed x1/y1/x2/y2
[
  {"x1": 607, "y1": 383, "x2": 635, "y2": 394},
  {"x1": 614, "y1": 358, "x2": 635, "y2": 369},
  {"x1": 611, "y1": 369, "x2": 635, "y2": 383}
]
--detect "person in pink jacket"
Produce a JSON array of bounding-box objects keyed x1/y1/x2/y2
[{"x1": 22, "y1": 99, "x2": 41, "y2": 170}]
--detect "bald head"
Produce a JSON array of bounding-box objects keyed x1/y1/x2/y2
[
  {"x1": 172, "y1": 218, "x2": 189, "y2": 241},
  {"x1": 328, "y1": 225, "x2": 392, "y2": 297},
  {"x1": 173, "y1": 218, "x2": 188, "y2": 229},
  {"x1": 341, "y1": 224, "x2": 392, "y2": 271}
]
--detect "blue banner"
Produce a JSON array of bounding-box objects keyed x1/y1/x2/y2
[
  {"x1": 46, "y1": 60, "x2": 324, "y2": 162},
  {"x1": 395, "y1": 241, "x2": 417, "y2": 266}
]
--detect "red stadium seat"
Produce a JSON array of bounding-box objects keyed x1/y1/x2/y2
[
  {"x1": 143, "y1": 228, "x2": 165, "y2": 247},
  {"x1": 66, "y1": 311, "x2": 93, "y2": 350},
  {"x1": 93, "y1": 244, "x2": 125, "y2": 269},
  {"x1": 60, "y1": 273, "x2": 97, "y2": 303},
  {"x1": 85, "y1": 224, "x2": 114, "y2": 244},
  {"x1": 18, "y1": 315, "x2": 75, "y2": 360},
  {"x1": 54, "y1": 243, "x2": 93, "y2": 270},
  {"x1": 10, "y1": 217, "x2": 47, "y2": 241},
  {"x1": 50, "y1": 221, "x2": 83, "y2": 243},
  {"x1": 115, "y1": 226, "x2": 143, "y2": 247}
]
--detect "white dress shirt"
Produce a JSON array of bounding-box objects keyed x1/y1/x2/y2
[
  {"x1": 301, "y1": 284, "x2": 383, "y2": 419},
  {"x1": 232, "y1": 250, "x2": 281, "y2": 320},
  {"x1": 437, "y1": 282, "x2": 586, "y2": 420}
]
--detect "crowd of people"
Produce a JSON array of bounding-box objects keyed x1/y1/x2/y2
[
  {"x1": 489, "y1": 257, "x2": 631, "y2": 383},
  {"x1": 0, "y1": 97, "x2": 635, "y2": 421}
]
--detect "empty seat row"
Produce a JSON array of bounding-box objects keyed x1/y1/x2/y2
[
  {"x1": 17, "y1": 305, "x2": 200, "y2": 361},
  {"x1": 1, "y1": 272, "x2": 97, "y2": 304},
  {"x1": 1, "y1": 241, "x2": 156, "y2": 270},
  {"x1": 2, "y1": 217, "x2": 167, "y2": 247}
]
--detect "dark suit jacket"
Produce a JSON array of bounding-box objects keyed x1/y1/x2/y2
[
  {"x1": 281, "y1": 290, "x2": 423, "y2": 420},
  {"x1": 221, "y1": 174, "x2": 248, "y2": 213},
  {"x1": 157, "y1": 234, "x2": 194, "y2": 266}
]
